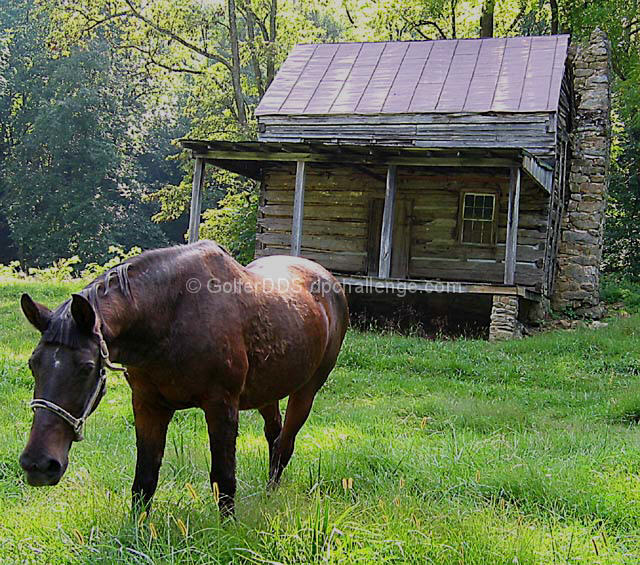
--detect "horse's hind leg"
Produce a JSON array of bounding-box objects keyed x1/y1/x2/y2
[
  {"x1": 268, "y1": 384, "x2": 319, "y2": 486},
  {"x1": 258, "y1": 402, "x2": 282, "y2": 478}
]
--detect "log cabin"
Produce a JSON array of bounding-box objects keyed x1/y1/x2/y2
[{"x1": 180, "y1": 31, "x2": 611, "y2": 340}]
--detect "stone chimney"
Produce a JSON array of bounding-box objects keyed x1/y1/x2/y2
[{"x1": 552, "y1": 29, "x2": 611, "y2": 317}]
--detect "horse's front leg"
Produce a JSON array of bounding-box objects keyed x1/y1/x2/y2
[
  {"x1": 131, "y1": 393, "x2": 174, "y2": 512},
  {"x1": 203, "y1": 398, "x2": 239, "y2": 516}
]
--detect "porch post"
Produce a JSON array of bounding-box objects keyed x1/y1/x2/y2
[
  {"x1": 504, "y1": 166, "x2": 521, "y2": 285},
  {"x1": 188, "y1": 157, "x2": 206, "y2": 244},
  {"x1": 378, "y1": 164, "x2": 397, "y2": 279},
  {"x1": 291, "y1": 160, "x2": 306, "y2": 256}
]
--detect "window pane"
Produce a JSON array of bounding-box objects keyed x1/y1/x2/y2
[
  {"x1": 463, "y1": 193, "x2": 494, "y2": 221},
  {"x1": 461, "y1": 193, "x2": 495, "y2": 244}
]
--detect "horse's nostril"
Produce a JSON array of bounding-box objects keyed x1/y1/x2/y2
[
  {"x1": 45, "y1": 458, "x2": 61, "y2": 476},
  {"x1": 19, "y1": 452, "x2": 35, "y2": 472}
]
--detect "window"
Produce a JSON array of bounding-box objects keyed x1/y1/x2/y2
[{"x1": 460, "y1": 193, "x2": 496, "y2": 245}]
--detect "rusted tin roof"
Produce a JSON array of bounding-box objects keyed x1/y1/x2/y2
[{"x1": 255, "y1": 35, "x2": 569, "y2": 117}]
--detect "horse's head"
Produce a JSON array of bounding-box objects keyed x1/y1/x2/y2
[{"x1": 19, "y1": 293, "x2": 105, "y2": 486}]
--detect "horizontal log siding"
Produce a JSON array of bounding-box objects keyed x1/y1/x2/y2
[
  {"x1": 258, "y1": 112, "x2": 557, "y2": 161},
  {"x1": 256, "y1": 163, "x2": 548, "y2": 287},
  {"x1": 256, "y1": 164, "x2": 380, "y2": 273}
]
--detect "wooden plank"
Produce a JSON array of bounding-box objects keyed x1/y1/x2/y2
[
  {"x1": 391, "y1": 199, "x2": 413, "y2": 279},
  {"x1": 378, "y1": 165, "x2": 397, "y2": 279},
  {"x1": 522, "y1": 153, "x2": 553, "y2": 193},
  {"x1": 366, "y1": 199, "x2": 384, "y2": 276},
  {"x1": 410, "y1": 260, "x2": 541, "y2": 287},
  {"x1": 258, "y1": 217, "x2": 367, "y2": 237},
  {"x1": 257, "y1": 232, "x2": 367, "y2": 253},
  {"x1": 259, "y1": 203, "x2": 368, "y2": 221},
  {"x1": 188, "y1": 157, "x2": 206, "y2": 244},
  {"x1": 504, "y1": 167, "x2": 522, "y2": 284},
  {"x1": 291, "y1": 161, "x2": 306, "y2": 256},
  {"x1": 196, "y1": 150, "x2": 519, "y2": 168},
  {"x1": 259, "y1": 112, "x2": 553, "y2": 126},
  {"x1": 257, "y1": 247, "x2": 366, "y2": 273},
  {"x1": 335, "y1": 275, "x2": 541, "y2": 301}
]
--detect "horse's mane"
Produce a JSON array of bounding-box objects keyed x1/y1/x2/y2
[
  {"x1": 41, "y1": 241, "x2": 232, "y2": 348},
  {"x1": 42, "y1": 263, "x2": 133, "y2": 348}
]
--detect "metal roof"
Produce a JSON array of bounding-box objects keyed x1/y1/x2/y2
[{"x1": 255, "y1": 35, "x2": 569, "y2": 117}]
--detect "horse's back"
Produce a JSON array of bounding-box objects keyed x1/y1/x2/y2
[{"x1": 246, "y1": 254, "x2": 348, "y2": 334}]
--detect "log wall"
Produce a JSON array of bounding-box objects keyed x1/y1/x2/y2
[{"x1": 255, "y1": 163, "x2": 550, "y2": 288}]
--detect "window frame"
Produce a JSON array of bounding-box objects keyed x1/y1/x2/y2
[{"x1": 458, "y1": 190, "x2": 499, "y2": 247}]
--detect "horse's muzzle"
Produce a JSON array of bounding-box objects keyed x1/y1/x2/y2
[{"x1": 19, "y1": 451, "x2": 65, "y2": 486}]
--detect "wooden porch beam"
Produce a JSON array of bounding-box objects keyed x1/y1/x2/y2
[
  {"x1": 187, "y1": 157, "x2": 206, "y2": 244},
  {"x1": 193, "y1": 150, "x2": 518, "y2": 168},
  {"x1": 291, "y1": 160, "x2": 306, "y2": 256},
  {"x1": 378, "y1": 165, "x2": 397, "y2": 279},
  {"x1": 504, "y1": 166, "x2": 521, "y2": 285}
]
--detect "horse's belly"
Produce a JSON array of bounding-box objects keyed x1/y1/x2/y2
[{"x1": 239, "y1": 308, "x2": 329, "y2": 409}]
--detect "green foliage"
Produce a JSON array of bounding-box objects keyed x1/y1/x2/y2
[
  {"x1": 0, "y1": 246, "x2": 142, "y2": 282},
  {"x1": 0, "y1": 1, "x2": 169, "y2": 266},
  {"x1": 0, "y1": 261, "x2": 22, "y2": 278},
  {"x1": 26, "y1": 256, "x2": 82, "y2": 282},
  {"x1": 601, "y1": 273, "x2": 640, "y2": 312},
  {"x1": 81, "y1": 245, "x2": 143, "y2": 279},
  {"x1": 199, "y1": 188, "x2": 258, "y2": 265},
  {"x1": 3, "y1": 280, "x2": 640, "y2": 561}
]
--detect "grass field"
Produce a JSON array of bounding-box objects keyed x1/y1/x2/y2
[{"x1": 2, "y1": 280, "x2": 640, "y2": 564}]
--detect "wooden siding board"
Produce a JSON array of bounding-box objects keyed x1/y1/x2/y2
[{"x1": 258, "y1": 112, "x2": 557, "y2": 161}]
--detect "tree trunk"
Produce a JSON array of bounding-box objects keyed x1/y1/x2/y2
[
  {"x1": 480, "y1": 0, "x2": 495, "y2": 38},
  {"x1": 550, "y1": 0, "x2": 559, "y2": 34},
  {"x1": 266, "y1": 0, "x2": 277, "y2": 87},
  {"x1": 228, "y1": 0, "x2": 247, "y2": 126},
  {"x1": 245, "y1": 9, "x2": 265, "y2": 97},
  {"x1": 450, "y1": 0, "x2": 457, "y2": 39}
]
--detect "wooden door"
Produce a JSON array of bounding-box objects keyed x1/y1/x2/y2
[
  {"x1": 391, "y1": 198, "x2": 413, "y2": 279},
  {"x1": 366, "y1": 198, "x2": 413, "y2": 278}
]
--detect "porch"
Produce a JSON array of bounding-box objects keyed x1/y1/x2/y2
[{"x1": 180, "y1": 139, "x2": 552, "y2": 339}]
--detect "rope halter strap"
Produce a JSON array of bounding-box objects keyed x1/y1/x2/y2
[{"x1": 29, "y1": 333, "x2": 127, "y2": 442}]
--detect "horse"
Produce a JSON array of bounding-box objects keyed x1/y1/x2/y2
[{"x1": 18, "y1": 240, "x2": 349, "y2": 514}]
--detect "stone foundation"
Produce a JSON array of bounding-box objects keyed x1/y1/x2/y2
[
  {"x1": 552, "y1": 29, "x2": 611, "y2": 318},
  {"x1": 489, "y1": 295, "x2": 521, "y2": 341}
]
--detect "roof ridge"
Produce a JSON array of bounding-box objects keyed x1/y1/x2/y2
[{"x1": 294, "y1": 34, "x2": 570, "y2": 46}]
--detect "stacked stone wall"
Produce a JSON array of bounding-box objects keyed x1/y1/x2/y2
[
  {"x1": 489, "y1": 295, "x2": 521, "y2": 341},
  {"x1": 552, "y1": 29, "x2": 611, "y2": 317}
]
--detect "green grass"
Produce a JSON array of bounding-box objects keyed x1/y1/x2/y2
[{"x1": 2, "y1": 279, "x2": 640, "y2": 563}]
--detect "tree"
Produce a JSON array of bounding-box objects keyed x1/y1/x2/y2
[
  {"x1": 480, "y1": 0, "x2": 495, "y2": 37},
  {"x1": 0, "y1": 0, "x2": 167, "y2": 266}
]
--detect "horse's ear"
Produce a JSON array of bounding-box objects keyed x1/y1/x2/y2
[
  {"x1": 21, "y1": 293, "x2": 52, "y2": 333},
  {"x1": 70, "y1": 294, "x2": 96, "y2": 334}
]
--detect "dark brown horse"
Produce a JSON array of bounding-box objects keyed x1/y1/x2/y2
[{"x1": 19, "y1": 241, "x2": 348, "y2": 513}]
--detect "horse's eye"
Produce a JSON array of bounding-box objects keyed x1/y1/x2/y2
[{"x1": 80, "y1": 362, "x2": 96, "y2": 374}]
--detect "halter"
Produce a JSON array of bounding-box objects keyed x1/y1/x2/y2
[{"x1": 29, "y1": 332, "x2": 127, "y2": 442}]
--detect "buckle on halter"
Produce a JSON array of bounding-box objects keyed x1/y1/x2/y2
[{"x1": 99, "y1": 337, "x2": 110, "y2": 360}]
